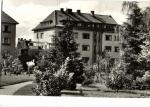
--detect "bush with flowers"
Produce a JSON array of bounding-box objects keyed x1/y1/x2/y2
[{"x1": 33, "y1": 56, "x2": 70, "y2": 96}]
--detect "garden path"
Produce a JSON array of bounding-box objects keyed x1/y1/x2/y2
[{"x1": 0, "y1": 81, "x2": 33, "y2": 95}]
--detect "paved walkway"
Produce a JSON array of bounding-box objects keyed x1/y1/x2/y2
[{"x1": 0, "y1": 81, "x2": 33, "y2": 95}]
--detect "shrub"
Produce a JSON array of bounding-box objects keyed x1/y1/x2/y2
[
  {"x1": 34, "y1": 51, "x2": 84, "y2": 95},
  {"x1": 131, "y1": 77, "x2": 146, "y2": 90},
  {"x1": 142, "y1": 71, "x2": 150, "y2": 85},
  {"x1": 82, "y1": 79, "x2": 94, "y2": 86},
  {"x1": 33, "y1": 64, "x2": 69, "y2": 96},
  {"x1": 12, "y1": 58, "x2": 24, "y2": 74},
  {"x1": 106, "y1": 70, "x2": 125, "y2": 91},
  {"x1": 65, "y1": 58, "x2": 84, "y2": 90},
  {"x1": 82, "y1": 66, "x2": 96, "y2": 86},
  {"x1": 123, "y1": 74, "x2": 133, "y2": 89},
  {"x1": 141, "y1": 71, "x2": 150, "y2": 89}
]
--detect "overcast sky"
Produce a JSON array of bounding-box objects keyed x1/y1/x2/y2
[{"x1": 2, "y1": 0, "x2": 150, "y2": 40}]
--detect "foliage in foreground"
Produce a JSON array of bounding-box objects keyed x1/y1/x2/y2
[
  {"x1": 33, "y1": 57, "x2": 69, "y2": 96},
  {"x1": 33, "y1": 56, "x2": 84, "y2": 96},
  {"x1": 105, "y1": 1, "x2": 150, "y2": 91}
]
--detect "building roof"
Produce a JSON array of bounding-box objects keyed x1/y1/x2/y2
[
  {"x1": 1, "y1": 11, "x2": 19, "y2": 24},
  {"x1": 33, "y1": 9, "x2": 117, "y2": 31}
]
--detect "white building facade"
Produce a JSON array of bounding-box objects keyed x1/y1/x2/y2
[{"x1": 33, "y1": 8, "x2": 120, "y2": 65}]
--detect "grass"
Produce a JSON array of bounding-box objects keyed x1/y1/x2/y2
[
  {"x1": 0, "y1": 74, "x2": 35, "y2": 87},
  {"x1": 14, "y1": 84, "x2": 36, "y2": 96},
  {"x1": 83, "y1": 90, "x2": 149, "y2": 98},
  {"x1": 13, "y1": 83, "x2": 149, "y2": 97},
  {"x1": 61, "y1": 89, "x2": 150, "y2": 98}
]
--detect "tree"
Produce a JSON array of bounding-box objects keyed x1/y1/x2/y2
[
  {"x1": 106, "y1": 70, "x2": 125, "y2": 92},
  {"x1": 33, "y1": 57, "x2": 70, "y2": 96},
  {"x1": 121, "y1": 1, "x2": 146, "y2": 79},
  {"x1": 54, "y1": 18, "x2": 83, "y2": 90},
  {"x1": 65, "y1": 57, "x2": 84, "y2": 90},
  {"x1": 55, "y1": 18, "x2": 80, "y2": 63},
  {"x1": 122, "y1": 1, "x2": 138, "y2": 14}
]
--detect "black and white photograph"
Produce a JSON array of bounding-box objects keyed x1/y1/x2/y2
[{"x1": 1, "y1": 0, "x2": 150, "y2": 98}]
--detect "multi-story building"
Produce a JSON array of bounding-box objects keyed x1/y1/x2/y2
[
  {"x1": 32, "y1": 8, "x2": 120, "y2": 65},
  {"x1": 1, "y1": 11, "x2": 19, "y2": 57}
]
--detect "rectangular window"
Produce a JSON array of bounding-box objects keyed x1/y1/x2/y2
[
  {"x1": 51, "y1": 35, "x2": 56, "y2": 44},
  {"x1": 82, "y1": 45, "x2": 90, "y2": 51},
  {"x1": 114, "y1": 35, "x2": 119, "y2": 41},
  {"x1": 105, "y1": 35, "x2": 112, "y2": 41},
  {"x1": 36, "y1": 33, "x2": 39, "y2": 39},
  {"x1": 3, "y1": 25, "x2": 11, "y2": 33},
  {"x1": 40, "y1": 33, "x2": 43, "y2": 38},
  {"x1": 58, "y1": 31, "x2": 62, "y2": 37},
  {"x1": 117, "y1": 35, "x2": 120, "y2": 41},
  {"x1": 2, "y1": 37, "x2": 11, "y2": 45},
  {"x1": 74, "y1": 32, "x2": 78, "y2": 39},
  {"x1": 82, "y1": 57, "x2": 89, "y2": 63},
  {"x1": 114, "y1": 35, "x2": 117, "y2": 41},
  {"x1": 115, "y1": 46, "x2": 119, "y2": 52},
  {"x1": 105, "y1": 46, "x2": 111, "y2": 52},
  {"x1": 83, "y1": 33, "x2": 90, "y2": 39}
]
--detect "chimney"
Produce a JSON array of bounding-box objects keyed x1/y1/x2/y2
[
  {"x1": 77, "y1": 10, "x2": 81, "y2": 14},
  {"x1": 91, "y1": 11, "x2": 95, "y2": 16},
  {"x1": 66, "y1": 8, "x2": 72, "y2": 13},
  {"x1": 60, "y1": 8, "x2": 64, "y2": 12}
]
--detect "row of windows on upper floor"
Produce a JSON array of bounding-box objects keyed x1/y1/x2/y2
[
  {"x1": 72, "y1": 32, "x2": 120, "y2": 42},
  {"x1": 105, "y1": 34, "x2": 120, "y2": 41},
  {"x1": 79, "y1": 44, "x2": 119, "y2": 53},
  {"x1": 40, "y1": 19, "x2": 116, "y2": 31},
  {"x1": 80, "y1": 23, "x2": 114, "y2": 30},
  {"x1": 35, "y1": 41, "x2": 119, "y2": 53},
  {"x1": 36, "y1": 32, "x2": 90, "y2": 39},
  {"x1": 36, "y1": 32, "x2": 120, "y2": 42},
  {"x1": 105, "y1": 46, "x2": 119, "y2": 52},
  {"x1": 74, "y1": 23, "x2": 114, "y2": 29},
  {"x1": 75, "y1": 33, "x2": 120, "y2": 41},
  {"x1": 61, "y1": 21, "x2": 115, "y2": 30}
]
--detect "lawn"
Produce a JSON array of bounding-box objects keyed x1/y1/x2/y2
[
  {"x1": 14, "y1": 84, "x2": 36, "y2": 96},
  {"x1": 13, "y1": 82, "x2": 150, "y2": 97},
  {"x1": 82, "y1": 90, "x2": 149, "y2": 98},
  {"x1": 0, "y1": 74, "x2": 35, "y2": 87}
]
